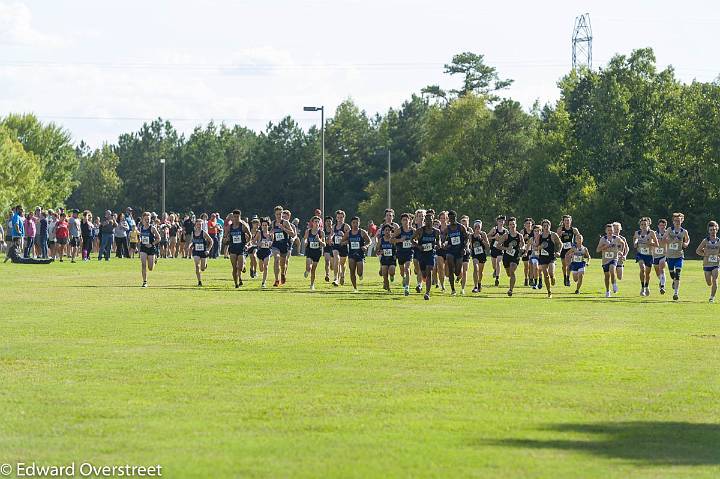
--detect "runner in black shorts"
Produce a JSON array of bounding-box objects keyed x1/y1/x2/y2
[
  {"x1": 557, "y1": 214, "x2": 581, "y2": 287},
  {"x1": 488, "y1": 215, "x2": 507, "y2": 286},
  {"x1": 521, "y1": 218, "x2": 534, "y2": 287},
  {"x1": 499, "y1": 217, "x2": 525, "y2": 297},
  {"x1": 303, "y1": 215, "x2": 326, "y2": 291}
]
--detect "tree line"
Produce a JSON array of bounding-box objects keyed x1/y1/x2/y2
[{"x1": 2, "y1": 48, "x2": 719, "y2": 241}]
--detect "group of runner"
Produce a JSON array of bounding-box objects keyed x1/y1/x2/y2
[{"x1": 131, "y1": 206, "x2": 718, "y2": 302}]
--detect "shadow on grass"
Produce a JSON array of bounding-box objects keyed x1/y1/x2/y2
[{"x1": 488, "y1": 422, "x2": 720, "y2": 466}]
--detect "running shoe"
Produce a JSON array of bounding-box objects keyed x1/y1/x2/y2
[
  {"x1": 524, "y1": 279, "x2": 529, "y2": 287},
  {"x1": 710, "y1": 297, "x2": 715, "y2": 303},
  {"x1": 262, "y1": 281, "x2": 267, "y2": 288},
  {"x1": 612, "y1": 283, "x2": 619, "y2": 294},
  {"x1": 605, "y1": 291, "x2": 611, "y2": 298},
  {"x1": 494, "y1": 277, "x2": 499, "y2": 287},
  {"x1": 281, "y1": 274, "x2": 286, "y2": 285},
  {"x1": 424, "y1": 293, "x2": 429, "y2": 300},
  {"x1": 325, "y1": 275, "x2": 330, "y2": 282},
  {"x1": 333, "y1": 280, "x2": 339, "y2": 287},
  {"x1": 660, "y1": 286, "x2": 666, "y2": 295},
  {"x1": 574, "y1": 289, "x2": 580, "y2": 294},
  {"x1": 472, "y1": 286, "x2": 479, "y2": 293},
  {"x1": 273, "y1": 280, "x2": 279, "y2": 287},
  {"x1": 142, "y1": 281, "x2": 147, "y2": 288},
  {"x1": 198, "y1": 281, "x2": 202, "y2": 287},
  {"x1": 673, "y1": 293, "x2": 679, "y2": 301},
  {"x1": 507, "y1": 289, "x2": 513, "y2": 297},
  {"x1": 310, "y1": 284, "x2": 315, "y2": 291},
  {"x1": 304, "y1": 270, "x2": 309, "y2": 278},
  {"x1": 416, "y1": 284, "x2": 422, "y2": 293},
  {"x1": 404, "y1": 287, "x2": 409, "y2": 297}
]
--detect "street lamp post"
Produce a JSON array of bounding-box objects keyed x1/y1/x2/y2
[
  {"x1": 160, "y1": 158, "x2": 166, "y2": 215},
  {"x1": 387, "y1": 149, "x2": 391, "y2": 210},
  {"x1": 304, "y1": 106, "x2": 325, "y2": 215}
]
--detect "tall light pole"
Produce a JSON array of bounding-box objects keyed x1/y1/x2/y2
[
  {"x1": 304, "y1": 106, "x2": 325, "y2": 216},
  {"x1": 387, "y1": 149, "x2": 391, "y2": 209},
  {"x1": 160, "y1": 158, "x2": 166, "y2": 214}
]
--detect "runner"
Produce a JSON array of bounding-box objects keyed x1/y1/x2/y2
[
  {"x1": 443, "y1": 210, "x2": 468, "y2": 296},
  {"x1": 254, "y1": 217, "x2": 273, "y2": 288},
  {"x1": 435, "y1": 210, "x2": 449, "y2": 292},
  {"x1": 696, "y1": 220, "x2": 720, "y2": 303},
  {"x1": 377, "y1": 225, "x2": 397, "y2": 293},
  {"x1": 138, "y1": 212, "x2": 160, "y2": 288},
  {"x1": 281, "y1": 209, "x2": 297, "y2": 280},
  {"x1": 597, "y1": 223, "x2": 622, "y2": 298},
  {"x1": 663, "y1": 212, "x2": 690, "y2": 301},
  {"x1": 613, "y1": 222, "x2": 629, "y2": 283},
  {"x1": 341, "y1": 216, "x2": 371, "y2": 292},
  {"x1": 459, "y1": 215, "x2": 472, "y2": 295},
  {"x1": 247, "y1": 217, "x2": 260, "y2": 279},
  {"x1": 489, "y1": 215, "x2": 507, "y2": 287},
  {"x1": 412, "y1": 209, "x2": 426, "y2": 292},
  {"x1": 499, "y1": 217, "x2": 525, "y2": 297},
  {"x1": 394, "y1": 213, "x2": 416, "y2": 296},
  {"x1": 227, "y1": 210, "x2": 252, "y2": 289},
  {"x1": 375, "y1": 208, "x2": 400, "y2": 279},
  {"x1": 303, "y1": 215, "x2": 326, "y2": 291},
  {"x1": 330, "y1": 210, "x2": 350, "y2": 287},
  {"x1": 653, "y1": 218, "x2": 668, "y2": 295},
  {"x1": 536, "y1": 219, "x2": 562, "y2": 298},
  {"x1": 557, "y1": 215, "x2": 581, "y2": 287},
  {"x1": 633, "y1": 217, "x2": 659, "y2": 297},
  {"x1": 270, "y1": 206, "x2": 294, "y2": 287},
  {"x1": 322, "y1": 216, "x2": 334, "y2": 283},
  {"x1": 568, "y1": 235, "x2": 590, "y2": 294},
  {"x1": 529, "y1": 225, "x2": 543, "y2": 290},
  {"x1": 188, "y1": 218, "x2": 213, "y2": 286},
  {"x1": 522, "y1": 218, "x2": 534, "y2": 287},
  {"x1": 470, "y1": 220, "x2": 490, "y2": 293},
  {"x1": 412, "y1": 211, "x2": 440, "y2": 301}
]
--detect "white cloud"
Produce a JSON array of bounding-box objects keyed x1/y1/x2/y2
[{"x1": 0, "y1": 1, "x2": 65, "y2": 47}]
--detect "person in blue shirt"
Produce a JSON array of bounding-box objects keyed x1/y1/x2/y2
[{"x1": 11, "y1": 205, "x2": 25, "y2": 253}]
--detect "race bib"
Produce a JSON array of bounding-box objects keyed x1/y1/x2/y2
[
  {"x1": 709, "y1": 255, "x2": 719, "y2": 264},
  {"x1": 474, "y1": 246, "x2": 484, "y2": 255},
  {"x1": 335, "y1": 235, "x2": 343, "y2": 244},
  {"x1": 422, "y1": 243, "x2": 433, "y2": 252},
  {"x1": 309, "y1": 241, "x2": 319, "y2": 249},
  {"x1": 274, "y1": 232, "x2": 284, "y2": 241},
  {"x1": 493, "y1": 241, "x2": 500, "y2": 249},
  {"x1": 563, "y1": 242, "x2": 572, "y2": 249},
  {"x1": 654, "y1": 247, "x2": 664, "y2": 255},
  {"x1": 383, "y1": 248, "x2": 392, "y2": 257},
  {"x1": 506, "y1": 248, "x2": 516, "y2": 256},
  {"x1": 194, "y1": 243, "x2": 205, "y2": 251},
  {"x1": 141, "y1": 236, "x2": 150, "y2": 245},
  {"x1": 540, "y1": 249, "x2": 549, "y2": 256},
  {"x1": 604, "y1": 251, "x2": 616, "y2": 259},
  {"x1": 350, "y1": 241, "x2": 360, "y2": 250},
  {"x1": 261, "y1": 239, "x2": 272, "y2": 248},
  {"x1": 402, "y1": 240, "x2": 412, "y2": 249},
  {"x1": 639, "y1": 247, "x2": 650, "y2": 255},
  {"x1": 669, "y1": 242, "x2": 680, "y2": 251},
  {"x1": 572, "y1": 254, "x2": 584, "y2": 263},
  {"x1": 232, "y1": 235, "x2": 242, "y2": 244},
  {"x1": 450, "y1": 236, "x2": 461, "y2": 246}
]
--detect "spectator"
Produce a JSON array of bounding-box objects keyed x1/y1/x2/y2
[
  {"x1": 128, "y1": 224, "x2": 139, "y2": 258},
  {"x1": 38, "y1": 210, "x2": 49, "y2": 259},
  {"x1": 207, "y1": 213, "x2": 219, "y2": 258},
  {"x1": 24, "y1": 209, "x2": 37, "y2": 258},
  {"x1": 47, "y1": 209, "x2": 57, "y2": 259},
  {"x1": 68, "y1": 209, "x2": 82, "y2": 263},
  {"x1": 55, "y1": 212, "x2": 69, "y2": 262},
  {"x1": 114, "y1": 212, "x2": 130, "y2": 258},
  {"x1": 125, "y1": 207, "x2": 135, "y2": 236},
  {"x1": 80, "y1": 211, "x2": 94, "y2": 261},
  {"x1": 11, "y1": 206, "x2": 25, "y2": 255},
  {"x1": 98, "y1": 210, "x2": 116, "y2": 261}
]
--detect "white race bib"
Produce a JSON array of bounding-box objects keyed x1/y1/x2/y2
[
  {"x1": 261, "y1": 239, "x2": 272, "y2": 248},
  {"x1": 572, "y1": 254, "x2": 584, "y2": 263},
  {"x1": 350, "y1": 241, "x2": 360, "y2": 250},
  {"x1": 422, "y1": 243, "x2": 433, "y2": 252},
  {"x1": 335, "y1": 234, "x2": 343, "y2": 244},
  {"x1": 669, "y1": 242, "x2": 680, "y2": 251},
  {"x1": 274, "y1": 232, "x2": 284, "y2": 241},
  {"x1": 232, "y1": 235, "x2": 242, "y2": 244},
  {"x1": 709, "y1": 255, "x2": 719, "y2": 264},
  {"x1": 402, "y1": 240, "x2": 412, "y2": 249},
  {"x1": 654, "y1": 247, "x2": 664, "y2": 255},
  {"x1": 639, "y1": 247, "x2": 650, "y2": 255},
  {"x1": 540, "y1": 249, "x2": 549, "y2": 256},
  {"x1": 383, "y1": 248, "x2": 392, "y2": 256},
  {"x1": 141, "y1": 236, "x2": 150, "y2": 245},
  {"x1": 563, "y1": 242, "x2": 572, "y2": 249},
  {"x1": 474, "y1": 246, "x2": 484, "y2": 255},
  {"x1": 309, "y1": 241, "x2": 319, "y2": 249},
  {"x1": 450, "y1": 235, "x2": 461, "y2": 246},
  {"x1": 604, "y1": 251, "x2": 616, "y2": 259},
  {"x1": 194, "y1": 243, "x2": 205, "y2": 251},
  {"x1": 506, "y1": 248, "x2": 516, "y2": 256},
  {"x1": 493, "y1": 241, "x2": 500, "y2": 248}
]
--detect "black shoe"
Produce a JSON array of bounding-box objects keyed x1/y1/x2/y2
[
  {"x1": 524, "y1": 279, "x2": 528, "y2": 286},
  {"x1": 416, "y1": 284, "x2": 422, "y2": 293},
  {"x1": 424, "y1": 293, "x2": 430, "y2": 300},
  {"x1": 198, "y1": 281, "x2": 202, "y2": 287},
  {"x1": 494, "y1": 277, "x2": 499, "y2": 287}
]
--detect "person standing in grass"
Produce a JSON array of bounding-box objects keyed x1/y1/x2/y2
[
  {"x1": 98, "y1": 210, "x2": 116, "y2": 261},
  {"x1": 663, "y1": 212, "x2": 690, "y2": 301},
  {"x1": 613, "y1": 222, "x2": 629, "y2": 283},
  {"x1": 568, "y1": 235, "x2": 590, "y2": 294},
  {"x1": 68, "y1": 209, "x2": 82, "y2": 263},
  {"x1": 55, "y1": 212, "x2": 69, "y2": 262},
  {"x1": 696, "y1": 220, "x2": 720, "y2": 303},
  {"x1": 597, "y1": 223, "x2": 622, "y2": 298},
  {"x1": 394, "y1": 213, "x2": 416, "y2": 297},
  {"x1": 188, "y1": 218, "x2": 213, "y2": 287},
  {"x1": 128, "y1": 224, "x2": 139, "y2": 258},
  {"x1": 11, "y1": 206, "x2": 25, "y2": 256},
  {"x1": 536, "y1": 219, "x2": 562, "y2": 298},
  {"x1": 38, "y1": 210, "x2": 49, "y2": 259},
  {"x1": 47, "y1": 209, "x2": 57, "y2": 259},
  {"x1": 303, "y1": 215, "x2": 326, "y2": 291},
  {"x1": 138, "y1": 212, "x2": 160, "y2": 288},
  {"x1": 23, "y1": 209, "x2": 36, "y2": 258},
  {"x1": 114, "y1": 212, "x2": 130, "y2": 258},
  {"x1": 377, "y1": 224, "x2": 397, "y2": 293},
  {"x1": 270, "y1": 206, "x2": 294, "y2": 287},
  {"x1": 80, "y1": 211, "x2": 93, "y2": 261},
  {"x1": 470, "y1": 220, "x2": 490, "y2": 293},
  {"x1": 341, "y1": 216, "x2": 371, "y2": 293}
]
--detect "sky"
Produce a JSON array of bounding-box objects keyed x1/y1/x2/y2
[{"x1": 0, "y1": 0, "x2": 718, "y2": 147}]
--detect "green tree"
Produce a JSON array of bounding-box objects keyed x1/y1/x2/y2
[
  {"x1": 0, "y1": 126, "x2": 43, "y2": 212},
  {"x1": 67, "y1": 143, "x2": 122, "y2": 214}
]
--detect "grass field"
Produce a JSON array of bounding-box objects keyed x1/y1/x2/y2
[{"x1": 1, "y1": 255, "x2": 718, "y2": 478}]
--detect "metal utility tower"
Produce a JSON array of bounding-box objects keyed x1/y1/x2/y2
[{"x1": 572, "y1": 13, "x2": 593, "y2": 70}]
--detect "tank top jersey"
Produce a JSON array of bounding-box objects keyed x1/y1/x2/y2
[
  {"x1": 522, "y1": 228, "x2": 533, "y2": 255},
  {"x1": 653, "y1": 229, "x2": 666, "y2": 258},
  {"x1": 348, "y1": 230, "x2": 364, "y2": 254},
  {"x1": 420, "y1": 228, "x2": 437, "y2": 254},
  {"x1": 560, "y1": 228, "x2": 574, "y2": 250},
  {"x1": 665, "y1": 227, "x2": 685, "y2": 259},
  {"x1": 703, "y1": 237, "x2": 720, "y2": 267},
  {"x1": 398, "y1": 227, "x2": 414, "y2": 253},
  {"x1": 503, "y1": 232, "x2": 521, "y2": 259},
  {"x1": 272, "y1": 222, "x2": 288, "y2": 248},
  {"x1": 570, "y1": 245, "x2": 586, "y2": 264},
  {"x1": 446, "y1": 224, "x2": 464, "y2": 253},
  {"x1": 307, "y1": 230, "x2": 322, "y2": 251},
  {"x1": 333, "y1": 224, "x2": 346, "y2": 247},
  {"x1": 635, "y1": 229, "x2": 653, "y2": 256},
  {"x1": 538, "y1": 232, "x2": 555, "y2": 258},
  {"x1": 257, "y1": 230, "x2": 272, "y2": 252},
  {"x1": 380, "y1": 239, "x2": 395, "y2": 258},
  {"x1": 229, "y1": 225, "x2": 246, "y2": 247},
  {"x1": 438, "y1": 225, "x2": 448, "y2": 252},
  {"x1": 192, "y1": 231, "x2": 208, "y2": 254},
  {"x1": 140, "y1": 225, "x2": 154, "y2": 248},
  {"x1": 601, "y1": 235, "x2": 621, "y2": 265},
  {"x1": 471, "y1": 234, "x2": 485, "y2": 256},
  {"x1": 491, "y1": 227, "x2": 507, "y2": 250}
]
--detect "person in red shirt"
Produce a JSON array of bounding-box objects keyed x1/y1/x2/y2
[
  {"x1": 207, "y1": 213, "x2": 219, "y2": 259},
  {"x1": 55, "y1": 212, "x2": 69, "y2": 262}
]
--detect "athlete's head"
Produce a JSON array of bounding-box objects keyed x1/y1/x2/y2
[
  {"x1": 473, "y1": 220, "x2": 483, "y2": 234},
  {"x1": 460, "y1": 215, "x2": 469, "y2": 228},
  {"x1": 251, "y1": 218, "x2": 260, "y2": 229},
  {"x1": 310, "y1": 216, "x2": 320, "y2": 228},
  {"x1": 672, "y1": 212, "x2": 684, "y2": 227},
  {"x1": 261, "y1": 217, "x2": 271, "y2": 230},
  {"x1": 142, "y1": 212, "x2": 151, "y2": 225},
  {"x1": 612, "y1": 222, "x2": 622, "y2": 235},
  {"x1": 400, "y1": 213, "x2": 411, "y2": 228},
  {"x1": 638, "y1": 217, "x2": 651, "y2": 230},
  {"x1": 350, "y1": 216, "x2": 360, "y2": 229},
  {"x1": 384, "y1": 208, "x2": 394, "y2": 223},
  {"x1": 540, "y1": 219, "x2": 551, "y2": 232},
  {"x1": 533, "y1": 224, "x2": 541, "y2": 236},
  {"x1": 414, "y1": 209, "x2": 426, "y2": 224},
  {"x1": 194, "y1": 218, "x2": 203, "y2": 231},
  {"x1": 324, "y1": 216, "x2": 333, "y2": 229},
  {"x1": 524, "y1": 218, "x2": 534, "y2": 230},
  {"x1": 575, "y1": 234, "x2": 584, "y2": 247},
  {"x1": 708, "y1": 221, "x2": 718, "y2": 236},
  {"x1": 496, "y1": 215, "x2": 506, "y2": 227},
  {"x1": 658, "y1": 218, "x2": 668, "y2": 231},
  {"x1": 383, "y1": 226, "x2": 393, "y2": 240},
  {"x1": 424, "y1": 212, "x2": 435, "y2": 227},
  {"x1": 274, "y1": 206, "x2": 283, "y2": 220},
  {"x1": 507, "y1": 217, "x2": 517, "y2": 232},
  {"x1": 447, "y1": 210, "x2": 457, "y2": 224},
  {"x1": 562, "y1": 215, "x2": 572, "y2": 228},
  {"x1": 335, "y1": 210, "x2": 346, "y2": 222},
  {"x1": 282, "y1": 210, "x2": 291, "y2": 221},
  {"x1": 438, "y1": 211, "x2": 448, "y2": 224},
  {"x1": 426, "y1": 209, "x2": 436, "y2": 217},
  {"x1": 605, "y1": 223, "x2": 614, "y2": 236}
]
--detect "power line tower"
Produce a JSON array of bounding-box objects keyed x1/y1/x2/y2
[{"x1": 572, "y1": 13, "x2": 593, "y2": 70}]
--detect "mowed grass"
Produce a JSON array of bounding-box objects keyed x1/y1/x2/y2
[{"x1": 1, "y1": 255, "x2": 719, "y2": 479}]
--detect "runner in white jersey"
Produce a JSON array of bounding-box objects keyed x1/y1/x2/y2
[
  {"x1": 633, "y1": 217, "x2": 659, "y2": 297},
  {"x1": 597, "y1": 223, "x2": 622, "y2": 298},
  {"x1": 652, "y1": 218, "x2": 668, "y2": 295},
  {"x1": 696, "y1": 220, "x2": 720, "y2": 303},
  {"x1": 662, "y1": 212, "x2": 690, "y2": 301}
]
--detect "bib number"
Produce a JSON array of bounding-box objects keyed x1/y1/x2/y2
[
  {"x1": 194, "y1": 243, "x2": 205, "y2": 252},
  {"x1": 309, "y1": 241, "x2": 319, "y2": 249},
  {"x1": 422, "y1": 243, "x2": 433, "y2": 252},
  {"x1": 402, "y1": 240, "x2": 412, "y2": 249},
  {"x1": 232, "y1": 235, "x2": 242, "y2": 244},
  {"x1": 604, "y1": 251, "x2": 616, "y2": 260},
  {"x1": 350, "y1": 241, "x2": 360, "y2": 250},
  {"x1": 709, "y1": 255, "x2": 719, "y2": 264},
  {"x1": 141, "y1": 236, "x2": 150, "y2": 245},
  {"x1": 669, "y1": 242, "x2": 680, "y2": 251},
  {"x1": 450, "y1": 236, "x2": 461, "y2": 246},
  {"x1": 493, "y1": 241, "x2": 500, "y2": 249},
  {"x1": 506, "y1": 248, "x2": 516, "y2": 256},
  {"x1": 540, "y1": 249, "x2": 549, "y2": 256},
  {"x1": 572, "y1": 255, "x2": 583, "y2": 263},
  {"x1": 261, "y1": 239, "x2": 271, "y2": 248},
  {"x1": 274, "y1": 232, "x2": 284, "y2": 241},
  {"x1": 383, "y1": 248, "x2": 392, "y2": 257},
  {"x1": 639, "y1": 247, "x2": 650, "y2": 255},
  {"x1": 474, "y1": 246, "x2": 484, "y2": 255},
  {"x1": 563, "y1": 242, "x2": 572, "y2": 249},
  {"x1": 335, "y1": 235, "x2": 343, "y2": 244},
  {"x1": 654, "y1": 247, "x2": 664, "y2": 256}
]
